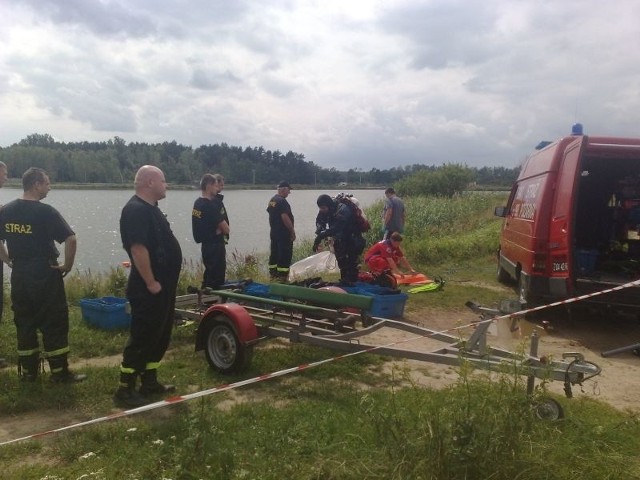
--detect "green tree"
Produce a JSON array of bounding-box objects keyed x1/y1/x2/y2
[{"x1": 396, "y1": 164, "x2": 474, "y2": 197}]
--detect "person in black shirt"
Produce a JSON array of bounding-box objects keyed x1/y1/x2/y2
[
  {"x1": 192, "y1": 174, "x2": 230, "y2": 289},
  {"x1": 114, "y1": 165, "x2": 183, "y2": 408},
  {"x1": 0, "y1": 161, "x2": 8, "y2": 369},
  {"x1": 267, "y1": 181, "x2": 295, "y2": 281},
  {"x1": 0, "y1": 167, "x2": 86, "y2": 383}
]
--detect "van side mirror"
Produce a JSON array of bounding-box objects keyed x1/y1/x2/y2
[{"x1": 494, "y1": 206, "x2": 507, "y2": 217}]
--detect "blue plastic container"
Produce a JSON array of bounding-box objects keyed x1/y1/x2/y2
[
  {"x1": 79, "y1": 296, "x2": 131, "y2": 330},
  {"x1": 343, "y1": 283, "x2": 408, "y2": 319},
  {"x1": 575, "y1": 249, "x2": 598, "y2": 275}
]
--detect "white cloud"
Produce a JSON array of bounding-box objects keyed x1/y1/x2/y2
[{"x1": 1, "y1": 0, "x2": 640, "y2": 170}]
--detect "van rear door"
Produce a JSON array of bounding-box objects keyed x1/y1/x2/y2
[{"x1": 548, "y1": 136, "x2": 587, "y2": 294}]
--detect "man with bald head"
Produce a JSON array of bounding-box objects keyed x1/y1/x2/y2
[{"x1": 114, "y1": 165, "x2": 183, "y2": 407}]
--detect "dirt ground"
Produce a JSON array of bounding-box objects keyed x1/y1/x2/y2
[
  {"x1": 390, "y1": 304, "x2": 640, "y2": 413},
  {"x1": 2, "y1": 300, "x2": 640, "y2": 445}
]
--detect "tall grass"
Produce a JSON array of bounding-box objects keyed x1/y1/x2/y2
[
  {"x1": 363, "y1": 192, "x2": 508, "y2": 267},
  {"x1": 62, "y1": 250, "x2": 268, "y2": 304},
  {"x1": 2, "y1": 357, "x2": 639, "y2": 479}
]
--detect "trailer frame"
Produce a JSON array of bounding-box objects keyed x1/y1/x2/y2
[{"x1": 175, "y1": 286, "x2": 601, "y2": 419}]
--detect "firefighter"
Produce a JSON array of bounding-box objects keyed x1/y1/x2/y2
[
  {"x1": 192, "y1": 173, "x2": 230, "y2": 289},
  {"x1": 267, "y1": 181, "x2": 295, "y2": 281},
  {"x1": 114, "y1": 165, "x2": 182, "y2": 408},
  {"x1": 313, "y1": 194, "x2": 365, "y2": 285},
  {"x1": 0, "y1": 161, "x2": 8, "y2": 369},
  {"x1": 0, "y1": 167, "x2": 86, "y2": 383}
]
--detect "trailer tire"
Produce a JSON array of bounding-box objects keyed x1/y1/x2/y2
[
  {"x1": 203, "y1": 318, "x2": 253, "y2": 374},
  {"x1": 534, "y1": 397, "x2": 564, "y2": 421}
]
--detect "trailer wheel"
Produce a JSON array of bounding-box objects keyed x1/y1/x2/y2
[
  {"x1": 533, "y1": 397, "x2": 564, "y2": 421},
  {"x1": 203, "y1": 318, "x2": 253, "y2": 374}
]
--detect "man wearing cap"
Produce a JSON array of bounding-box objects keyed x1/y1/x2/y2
[{"x1": 267, "y1": 181, "x2": 295, "y2": 281}]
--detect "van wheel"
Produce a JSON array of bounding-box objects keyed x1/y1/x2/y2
[
  {"x1": 518, "y1": 275, "x2": 541, "y2": 313},
  {"x1": 518, "y1": 275, "x2": 533, "y2": 308},
  {"x1": 497, "y1": 264, "x2": 511, "y2": 283}
]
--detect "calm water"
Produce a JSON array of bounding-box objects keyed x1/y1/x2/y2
[{"x1": 0, "y1": 188, "x2": 385, "y2": 273}]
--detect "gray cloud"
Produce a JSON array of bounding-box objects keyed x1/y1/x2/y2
[{"x1": 2, "y1": 1, "x2": 640, "y2": 170}]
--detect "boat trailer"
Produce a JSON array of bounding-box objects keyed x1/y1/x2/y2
[{"x1": 175, "y1": 284, "x2": 601, "y2": 420}]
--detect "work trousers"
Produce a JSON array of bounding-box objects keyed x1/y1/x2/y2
[
  {"x1": 121, "y1": 284, "x2": 177, "y2": 375},
  {"x1": 334, "y1": 236, "x2": 364, "y2": 284},
  {"x1": 268, "y1": 234, "x2": 293, "y2": 280},
  {"x1": 201, "y1": 241, "x2": 226, "y2": 289},
  {"x1": 11, "y1": 258, "x2": 70, "y2": 373}
]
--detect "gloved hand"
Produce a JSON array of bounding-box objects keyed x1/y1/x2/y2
[{"x1": 312, "y1": 236, "x2": 322, "y2": 253}]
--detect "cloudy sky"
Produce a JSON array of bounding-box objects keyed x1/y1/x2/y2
[{"x1": 1, "y1": 0, "x2": 639, "y2": 170}]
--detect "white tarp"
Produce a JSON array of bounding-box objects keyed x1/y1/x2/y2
[{"x1": 288, "y1": 250, "x2": 338, "y2": 282}]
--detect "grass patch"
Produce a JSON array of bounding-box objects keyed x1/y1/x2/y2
[
  {"x1": 2, "y1": 364, "x2": 639, "y2": 479},
  {"x1": 2, "y1": 192, "x2": 639, "y2": 478}
]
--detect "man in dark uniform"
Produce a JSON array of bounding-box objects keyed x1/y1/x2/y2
[
  {"x1": 267, "y1": 181, "x2": 295, "y2": 281},
  {"x1": 0, "y1": 167, "x2": 86, "y2": 383},
  {"x1": 192, "y1": 173, "x2": 230, "y2": 289},
  {"x1": 0, "y1": 161, "x2": 8, "y2": 369},
  {"x1": 114, "y1": 165, "x2": 182, "y2": 408},
  {"x1": 313, "y1": 194, "x2": 365, "y2": 286}
]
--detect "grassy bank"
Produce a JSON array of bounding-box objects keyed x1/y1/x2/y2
[{"x1": 1, "y1": 192, "x2": 640, "y2": 478}]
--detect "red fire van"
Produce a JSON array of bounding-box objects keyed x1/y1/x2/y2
[{"x1": 495, "y1": 125, "x2": 640, "y2": 309}]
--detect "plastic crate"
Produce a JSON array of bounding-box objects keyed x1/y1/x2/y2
[
  {"x1": 343, "y1": 283, "x2": 408, "y2": 319},
  {"x1": 368, "y1": 292, "x2": 408, "y2": 318},
  {"x1": 575, "y1": 249, "x2": 598, "y2": 275},
  {"x1": 79, "y1": 296, "x2": 131, "y2": 330}
]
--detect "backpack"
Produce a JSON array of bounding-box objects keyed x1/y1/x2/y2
[{"x1": 336, "y1": 193, "x2": 371, "y2": 233}]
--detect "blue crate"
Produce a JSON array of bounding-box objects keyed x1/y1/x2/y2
[
  {"x1": 79, "y1": 296, "x2": 131, "y2": 330},
  {"x1": 343, "y1": 283, "x2": 408, "y2": 319},
  {"x1": 576, "y1": 249, "x2": 598, "y2": 275}
]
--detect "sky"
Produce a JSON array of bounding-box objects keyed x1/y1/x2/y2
[{"x1": 1, "y1": 0, "x2": 639, "y2": 171}]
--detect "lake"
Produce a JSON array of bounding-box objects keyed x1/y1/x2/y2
[{"x1": 0, "y1": 188, "x2": 385, "y2": 273}]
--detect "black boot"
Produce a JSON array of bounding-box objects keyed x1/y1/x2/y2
[
  {"x1": 50, "y1": 369, "x2": 88, "y2": 384},
  {"x1": 139, "y1": 369, "x2": 176, "y2": 395},
  {"x1": 48, "y1": 354, "x2": 87, "y2": 384},
  {"x1": 114, "y1": 372, "x2": 149, "y2": 408},
  {"x1": 18, "y1": 354, "x2": 40, "y2": 382}
]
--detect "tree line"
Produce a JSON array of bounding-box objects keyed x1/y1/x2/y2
[{"x1": 0, "y1": 133, "x2": 520, "y2": 188}]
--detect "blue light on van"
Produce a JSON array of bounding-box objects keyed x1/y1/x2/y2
[
  {"x1": 535, "y1": 141, "x2": 552, "y2": 150},
  {"x1": 571, "y1": 123, "x2": 583, "y2": 135}
]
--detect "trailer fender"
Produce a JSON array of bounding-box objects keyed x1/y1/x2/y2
[{"x1": 195, "y1": 303, "x2": 258, "y2": 351}]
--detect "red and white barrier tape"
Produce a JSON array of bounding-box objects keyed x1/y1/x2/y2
[
  {"x1": 0, "y1": 332, "x2": 426, "y2": 446},
  {"x1": 491, "y1": 277, "x2": 640, "y2": 322},
  {"x1": 3, "y1": 277, "x2": 638, "y2": 446}
]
